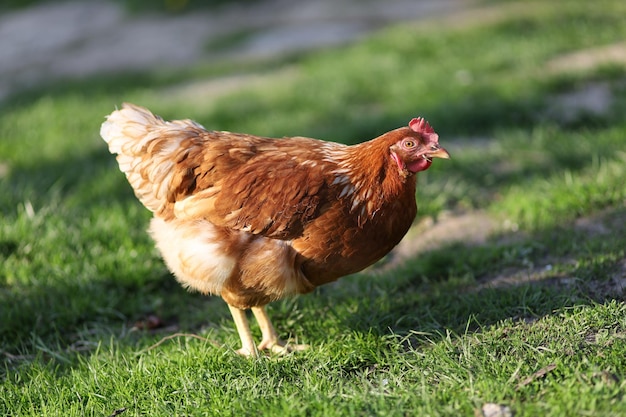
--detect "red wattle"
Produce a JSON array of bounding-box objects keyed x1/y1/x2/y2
[{"x1": 407, "y1": 159, "x2": 432, "y2": 173}]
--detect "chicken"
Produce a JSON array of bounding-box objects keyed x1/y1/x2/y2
[{"x1": 100, "y1": 103, "x2": 449, "y2": 357}]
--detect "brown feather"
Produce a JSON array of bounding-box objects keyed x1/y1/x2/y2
[{"x1": 101, "y1": 103, "x2": 446, "y2": 309}]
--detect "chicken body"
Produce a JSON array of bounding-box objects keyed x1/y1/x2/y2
[{"x1": 100, "y1": 103, "x2": 448, "y2": 356}]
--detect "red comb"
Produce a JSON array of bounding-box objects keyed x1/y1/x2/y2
[
  {"x1": 409, "y1": 117, "x2": 434, "y2": 134},
  {"x1": 409, "y1": 117, "x2": 438, "y2": 141}
]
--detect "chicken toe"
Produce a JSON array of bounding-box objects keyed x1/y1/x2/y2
[{"x1": 252, "y1": 306, "x2": 308, "y2": 355}]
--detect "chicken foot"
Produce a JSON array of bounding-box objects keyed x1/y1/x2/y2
[
  {"x1": 227, "y1": 304, "x2": 308, "y2": 358},
  {"x1": 251, "y1": 306, "x2": 309, "y2": 355}
]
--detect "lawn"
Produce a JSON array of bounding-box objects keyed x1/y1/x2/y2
[{"x1": 1, "y1": 0, "x2": 626, "y2": 416}]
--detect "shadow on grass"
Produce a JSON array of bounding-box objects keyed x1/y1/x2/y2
[
  {"x1": 0, "y1": 144, "x2": 228, "y2": 372},
  {"x1": 2, "y1": 171, "x2": 624, "y2": 379},
  {"x1": 323, "y1": 206, "x2": 626, "y2": 358}
]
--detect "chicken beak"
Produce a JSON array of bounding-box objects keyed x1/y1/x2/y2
[{"x1": 428, "y1": 147, "x2": 450, "y2": 160}]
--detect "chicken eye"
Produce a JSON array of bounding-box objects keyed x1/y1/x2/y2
[{"x1": 402, "y1": 139, "x2": 416, "y2": 149}]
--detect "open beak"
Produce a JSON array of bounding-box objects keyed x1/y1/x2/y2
[{"x1": 428, "y1": 146, "x2": 450, "y2": 160}]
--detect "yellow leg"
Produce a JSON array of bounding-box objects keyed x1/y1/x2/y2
[
  {"x1": 250, "y1": 306, "x2": 280, "y2": 350},
  {"x1": 227, "y1": 304, "x2": 258, "y2": 358},
  {"x1": 251, "y1": 306, "x2": 309, "y2": 355}
]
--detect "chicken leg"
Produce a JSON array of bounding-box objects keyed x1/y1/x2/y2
[
  {"x1": 227, "y1": 304, "x2": 258, "y2": 357},
  {"x1": 227, "y1": 304, "x2": 308, "y2": 358}
]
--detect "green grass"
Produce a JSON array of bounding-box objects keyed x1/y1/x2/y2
[{"x1": 2, "y1": 0, "x2": 626, "y2": 415}]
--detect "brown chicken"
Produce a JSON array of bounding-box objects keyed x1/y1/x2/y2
[{"x1": 100, "y1": 103, "x2": 449, "y2": 357}]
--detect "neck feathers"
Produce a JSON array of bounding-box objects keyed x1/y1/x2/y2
[{"x1": 324, "y1": 135, "x2": 417, "y2": 225}]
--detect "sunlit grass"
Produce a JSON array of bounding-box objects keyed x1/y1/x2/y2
[{"x1": 1, "y1": 1, "x2": 626, "y2": 416}]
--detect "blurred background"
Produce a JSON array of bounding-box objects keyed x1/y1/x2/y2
[{"x1": 0, "y1": 0, "x2": 468, "y2": 102}]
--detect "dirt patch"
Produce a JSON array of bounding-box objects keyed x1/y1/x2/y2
[
  {"x1": 474, "y1": 257, "x2": 625, "y2": 303},
  {"x1": 385, "y1": 206, "x2": 625, "y2": 302},
  {"x1": 384, "y1": 211, "x2": 499, "y2": 269},
  {"x1": 546, "y1": 81, "x2": 613, "y2": 124},
  {"x1": 0, "y1": 162, "x2": 9, "y2": 179},
  {"x1": 598, "y1": 259, "x2": 626, "y2": 298},
  {"x1": 476, "y1": 262, "x2": 576, "y2": 292},
  {"x1": 575, "y1": 207, "x2": 626, "y2": 237},
  {"x1": 475, "y1": 207, "x2": 626, "y2": 299},
  {"x1": 159, "y1": 67, "x2": 299, "y2": 104},
  {"x1": 547, "y1": 42, "x2": 626, "y2": 73}
]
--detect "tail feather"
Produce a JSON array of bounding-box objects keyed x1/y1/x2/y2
[{"x1": 100, "y1": 103, "x2": 206, "y2": 214}]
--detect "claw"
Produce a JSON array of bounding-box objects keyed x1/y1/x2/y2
[
  {"x1": 235, "y1": 346, "x2": 258, "y2": 358},
  {"x1": 258, "y1": 339, "x2": 309, "y2": 355}
]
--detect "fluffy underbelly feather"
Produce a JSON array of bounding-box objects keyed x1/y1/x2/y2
[
  {"x1": 149, "y1": 217, "x2": 237, "y2": 295},
  {"x1": 148, "y1": 217, "x2": 311, "y2": 302}
]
